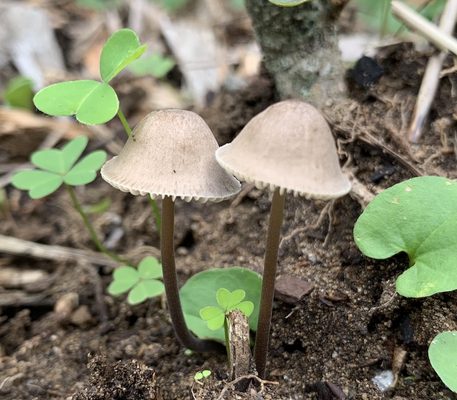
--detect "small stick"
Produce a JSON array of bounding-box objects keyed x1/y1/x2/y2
[
  {"x1": 0, "y1": 234, "x2": 118, "y2": 267},
  {"x1": 226, "y1": 310, "x2": 251, "y2": 382},
  {"x1": 408, "y1": 0, "x2": 457, "y2": 143},
  {"x1": 391, "y1": 1, "x2": 457, "y2": 55}
]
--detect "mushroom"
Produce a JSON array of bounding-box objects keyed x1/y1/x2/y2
[
  {"x1": 215, "y1": 100, "x2": 351, "y2": 377},
  {"x1": 101, "y1": 109, "x2": 241, "y2": 352}
]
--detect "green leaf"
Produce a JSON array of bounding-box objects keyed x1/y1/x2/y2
[
  {"x1": 429, "y1": 331, "x2": 457, "y2": 392},
  {"x1": 128, "y1": 54, "x2": 175, "y2": 78},
  {"x1": 194, "y1": 372, "x2": 203, "y2": 381},
  {"x1": 62, "y1": 136, "x2": 89, "y2": 171},
  {"x1": 64, "y1": 151, "x2": 107, "y2": 186},
  {"x1": 201, "y1": 370, "x2": 211, "y2": 378},
  {"x1": 31, "y1": 149, "x2": 66, "y2": 174},
  {"x1": 127, "y1": 280, "x2": 165, "y2": 305},
  {"x1": 138, "y1": 256, "x2": 162, "y2": 279},
  {"x1": 153, "y1": 0, "x2": 189, "y2": 12},
  {"x1": 4, "y1": 76, "x2": 34, "y2": 110},
  {"x1": 199, "y1": 306, "x2": 225, "y2": 331},
  {"x1": 11, "y1": 170, "x2": 63, "y2": 199},
  {"x1": 108, "y1": 266, "x2": 140, "y2": 295},
  {"x1": 354, "y1": 176, "x2": 457, "y2": 297},
  {"x1": 100, "y1": 29, "x2": 147, "y2": 83},
  {"x1": 268, "y1": 0, "x2": 310, "y2": 6},
  {"x1": 180, "y1": 267, "x2": 262, "y2": 342},
  {"x1": 231, "y1": 300, "x2": 254, "y2": 317},
  {"x1": 33, "y1": 80, "x2": 119, "y2": 125}
]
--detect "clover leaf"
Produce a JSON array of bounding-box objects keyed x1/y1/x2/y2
[
  {"x1": 33, "y1": 80, "x2": 119, "y2": 125},
  {"x1": 33, "y1": 28, "x2": 146, "y2": 125},
  {"x1": 429, "y1": 331, "x2": 457, "y2": 392},
  {"x1": 180, "y1": 267, "x2": 261, "y2": 342},
  {"x1": 4, "y1": 76, "x2": 34, "y2": 110},
  {"x1": 100, "y1": 28, "x2": 146, "y2": 83},
  {"x1": 354, "y1": 176, "x2": 457, "y2": 298},
  {"x1": 11, "y1": 136, "x2": 106, "y2": 199},
  {"x1": 108, "y1": 256, "x2": 165, "y2": 305},
  {"x1": 268, "y1": 0, "x2": 310, "y2": 6},
  {"x1": 200, "y1": 288, "x2": 254, "y2": 331},
  {"x1": 128, "y1": 54, "x2": 175, "y2": 79}
]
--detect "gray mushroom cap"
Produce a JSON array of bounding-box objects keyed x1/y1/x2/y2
[
  {"x1": 101, "y1": 109, "x2": 241, "y2": 202},
  {"x1": 215, "y1": 100, "x2": 351, "y2": 199}
]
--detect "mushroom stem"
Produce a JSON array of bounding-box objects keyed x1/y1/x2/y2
[
  {"x1": 161, "y1": 196, "x2": 224, "y2": 353},
  {"x1": 254, "y1": 188, "x2": 286, "y2": 378}
]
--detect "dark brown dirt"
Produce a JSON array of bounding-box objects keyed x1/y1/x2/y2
[{"x1": 1, "y1": 43, "x2": 457, "y2": 400}]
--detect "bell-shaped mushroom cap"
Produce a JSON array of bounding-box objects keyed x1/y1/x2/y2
[
  {"x1": 215, "y1": 100, "x2": 351, "y2": 199},
  {"x1": 101, "y1": 110, "x2": 241, "y2": 202}
]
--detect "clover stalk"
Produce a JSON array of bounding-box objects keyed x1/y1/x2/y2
[
  {"x1": 254, "y1": 188, "x2": 285, "y2": 378},
  {"x1": 161, "y1": 196, "x2": 223, "y2": 352},
  {"x1": 66, "y1": 184, "x2": 124, "y2": 263}
]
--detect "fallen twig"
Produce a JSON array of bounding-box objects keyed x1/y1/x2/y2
[
  {"x1": 0, "y1": 234, "x2": 118, "y2": 267},
  {"x1": 408, "y1": 0, "x2": 457, "y2": 143},
  {"x1": 216, "y1": 374, "x2": 278, "y2": 400}
]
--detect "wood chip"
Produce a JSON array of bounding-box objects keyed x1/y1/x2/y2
[{"x1": 275, "y1": 275, "x2": 314, "y2": 304}]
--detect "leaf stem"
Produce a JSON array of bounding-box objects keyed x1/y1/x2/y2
[
  {"x1": 66, "y1": 184, "x2": 124, "y2": 263},
  {"x1": 116, "y1": 107, "x2": 162, "y2": 233},
  {"x1": 117, "y1": 108, "x2": 132, "y2": 137}
]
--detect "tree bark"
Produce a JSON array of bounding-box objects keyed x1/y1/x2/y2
[{"x1": 245, "y1": 0, "x2": 348, "y2": 107}]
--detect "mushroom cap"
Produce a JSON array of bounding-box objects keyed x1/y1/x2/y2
[
  {"x1": 101, "y1": 109, "x2": 241, "y2": 202},
  {"x1": 215, "y1": 100, "x2": 351, "y2": 199}
]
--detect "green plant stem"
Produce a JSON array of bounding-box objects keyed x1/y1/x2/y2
[
  {"x1": 149, "y1": 195, "x2": 161, "y2": 232},
  {"x1": 66, "y1": 185, "x2": 123, "y2": 263},
  {"x1": 254, "y1": 188, "x2": 286, "y2": 378},
  {"x1": 161, "y1": 196, "x2": 223, "y2": 353},
  {"x1": 117, "y1": 108, "x2": 132, "y2": 137},
  {"x1": 116, "y1": 107, "x2": 162, "y2": 233}
]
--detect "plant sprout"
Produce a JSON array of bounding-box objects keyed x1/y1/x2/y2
[
  {"x1": 180, "y1": 267, "x2": 262, "y2": 343},
  {"x1": 200, "y1": 288, "x2": 254, "y2": 331},
  {"x1": 32, "y1": 27, "x2": 161, "y2": 232},
  {"x1": 11, "y1": 136, "x2": 121, "y2": 263},
  {"x1": 354, "y1": 176, "x2": 457, "y2": 297},
  {"x1": 194, "y1": 369, "x2": 211, "y2": 383},
  {"x1": 108, "y1": 256, "x2": 165, "y2": 305},
  {"x1": 428, "y1": 331, "x2": 457, "y2": 393}
]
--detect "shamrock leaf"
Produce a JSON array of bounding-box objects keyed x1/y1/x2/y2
[
  {"x1": 4, "y1": 76, "x2": 34, "y2": 110},
  {"x1": 129, "y1": 54, "x2": 175, "y2": 79},
  {"x1": 100, "y1": 29, "x2": 147, "y2": 83},
  {"x1": 354, "y1": 176, "x2": 457, "y2": 297},
  {"x1": 200, "y1": 288, "x2": 254, "y2": 331},
  {"x1": 33, "y1": 80, "x2": 119, "y2": 125},
  {"x1": 107, "y1": 256, "x2": 165, "y2": 305},
  {"x1": 194, "y1": 370, "x2": 211, "y2": 382},
  {"x1": 11, "y1": 136, "x2": 106, "y2": 199},
  {"x1": 429, "y1": 331, "x2": 457, "y2": 392}
]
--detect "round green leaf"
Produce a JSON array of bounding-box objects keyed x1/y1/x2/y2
[
  {"x1": 61, "y1": 136, "x2": 89, "y2": 171},
  {"x1": 180, "y1": 267, "x2": 262, "y2": 342},
  {"x1": 33, "y1": 80, "x2": 119, "y2": 125},
  {"x1": 194, "y1": 372, "x2": 203, "y2": 381},
  {"x1": 64, "y1": 150, "x2": 107, "y2": 186},
  {"x1": 201, "y1": 370, "x2": 211, "y2": 378},
  {"x1": 268, "y1": 0, "x2": 310, "y2": 6},
  {"x1": 429, "y1": 331, "x2": 457, "y2": 392},
  {"x1": 138, "y1": 256, "x2": 162, "y2": 279},
  {"x1": 100, "y1": 29, "x2": 147, "y2": 83},
  {"x1": 200, "y1": 306, "x2": 223, "y2": 321},
  {"x1": 127, "y1": 280, "x2": 165, "y2": 305},
  {"x1": 31, "y1": 149, "x2": 66, "y2": 174},
  {"x1": 11, "y1": 170, "x2": 63, "y2": 199},
  {"x1": 108, "y1": 266, "x2": 139, "y2": 295},
  {"x1": 354, "y1": 176, "x2": 457, "y2": 297}
]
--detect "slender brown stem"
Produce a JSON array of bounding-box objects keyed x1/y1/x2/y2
[
  {"x1": 254, "y1": 188, "x2": 286, "y2": 378},
  {"x1": 161, "y1": 196, "x2": 223, "y2": 353}
]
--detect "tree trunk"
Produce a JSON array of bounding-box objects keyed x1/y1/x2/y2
[{"x1": 245, "y1": 0, "x2": 348, "y2": 107}]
